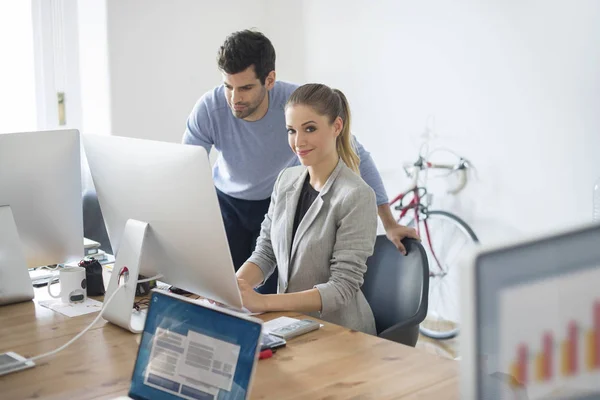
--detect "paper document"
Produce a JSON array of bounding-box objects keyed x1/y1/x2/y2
[{"x1": 39, "y1": 298, "x2": 103, "y2": 317}]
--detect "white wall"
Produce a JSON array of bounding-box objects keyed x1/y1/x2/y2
[
  {"x1": 104, "y1": 0, "x2": 305, "y2": 144},
  {"x1": 264, "y1": 0, "x2": 306, "y2": 84},
  {"x1": 302, "y1": 0, "x2": 600, "y2": 242},
  {"x1": 75, "y1": 0, "x2": 600, "y2": 240}
]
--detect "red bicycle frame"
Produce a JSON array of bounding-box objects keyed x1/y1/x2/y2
[{"x1": 389, "y1": 187, "x2": 446, "y2": 276}]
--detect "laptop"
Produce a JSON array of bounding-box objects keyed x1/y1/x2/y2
[
  {"x1": 460, "y1": 223, "x2": 600, "y2": 400},
  {"x1": 115, "y1": 290, "x2": 263, "y2": 400}
]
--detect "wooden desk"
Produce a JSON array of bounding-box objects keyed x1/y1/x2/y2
[{"x1": 0, "y1": 285, "x2": 458, "y2": 399}]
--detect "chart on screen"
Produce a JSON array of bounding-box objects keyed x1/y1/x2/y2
[{"x1": 499, "y1": 266, "x2": 600, "y2": 400}]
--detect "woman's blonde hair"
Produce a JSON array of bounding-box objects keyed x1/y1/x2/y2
[{"x1": 285, "y1": 84, "x2": 360, "y2": 173}]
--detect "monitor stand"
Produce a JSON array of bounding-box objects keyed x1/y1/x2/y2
[
  {"x1": 101, "y1": 219, "x2": 149, "y2": 333},
  {"x1": 0, "y1": 206, "x2": 34, "y2": 305}
]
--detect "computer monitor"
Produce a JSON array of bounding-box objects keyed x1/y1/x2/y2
[
  {"x1": 460, "y1": 223, "x2": 600, "y2": 400},
  {"x1": 82, "y1": 134, "x2": 242, "y2": 333},
  {"x1": 0, "y1": 129, "x2": 84, "y2": 305}
]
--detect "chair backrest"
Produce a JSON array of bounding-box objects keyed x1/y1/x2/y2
[
  {"x1": 82, "y1": 189, "x2": 113, "y2": 254},
  {"x1": 362, "y1": 236, "x2": 429, "y2": 335}
]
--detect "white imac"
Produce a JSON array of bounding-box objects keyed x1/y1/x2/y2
[
  {"x1": 82, "y1": 134, "x2": 242, "y2": 333},
  {"x1": 0, "y1": 130, "x2": 84, "y2": 305},
  {"x1": 460, "y1": 223, "x2": 600, "y2": 400}
]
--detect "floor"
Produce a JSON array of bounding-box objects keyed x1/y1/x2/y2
[
  {"x1": 415, "y1": 319, "x2": 460, "y2": 359},
  {"x1": 416, "y1": 333, "x2": 459, "y2": 359}
]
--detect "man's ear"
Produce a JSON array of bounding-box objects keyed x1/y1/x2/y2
[{"x1": 265, "y1": 70, "x2": 276, "y2": 90}]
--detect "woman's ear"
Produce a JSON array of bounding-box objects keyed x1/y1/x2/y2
[{"x1": 333, "y1": 116, "x2": 344, "y2": 138}]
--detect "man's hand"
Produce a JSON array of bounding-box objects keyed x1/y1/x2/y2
[
  {"x1": 378, "y1": 203, "x2": 420, "y2": 255},
  {"x1": 238, "y1": 278, "x2": 268, "y2": 313},
  {"x1": 385, "y1": 223, "x2": 420, "y2": 255}
]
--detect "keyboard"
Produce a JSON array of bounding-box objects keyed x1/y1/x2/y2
[{"x1": 29, "y1": 268, "x2": 60, "y2": 286}]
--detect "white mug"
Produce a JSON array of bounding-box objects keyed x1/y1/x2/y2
[{"x1": 48, "y1": 266, "x2": 87, "y2": 303}]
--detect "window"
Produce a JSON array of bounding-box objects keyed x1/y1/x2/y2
[{"x1": 0, "y1": 1, "x2": 37, "y2": 133}]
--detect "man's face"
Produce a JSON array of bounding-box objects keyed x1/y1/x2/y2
[{"x1": 222, "y1": 66, "x2": 269, "y2": 120}]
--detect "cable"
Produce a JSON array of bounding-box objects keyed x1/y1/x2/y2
[
  {"x1": 30, "y1": 264, "x2": 62, "y2": 272},
  {"x1": 5, "y1": 272, "x2": 163, "y2": 372},
  {"x1": 132, "y1": 274, "x2": 165, "y2": 311},
  {"x1": 138, "y1": 274, "x2": 163, "y2": 283},
  {"x1": 2, "y1": 284, "x2": 124, "y2": 373},
  {"x1": 133, "y1": 298, "x2": 151, "y2": 311},
  {"x1": 43, "y1": 264, "x2": 62, "y2": 270},
  {"x1": 28, "y1": 285, "x2": 124, "y2": 363}
]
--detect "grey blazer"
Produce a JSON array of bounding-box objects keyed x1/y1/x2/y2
[{"x1": 247, "y1": 159, "x2": 377, "y2": 334}]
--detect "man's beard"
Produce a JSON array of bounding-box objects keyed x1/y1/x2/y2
[
  {"x1": 232, "y1": 104, "x2": 258, "y2": 119},
  {"x1": 231, "y1": 88, "x2": 267, "y2": 119}
]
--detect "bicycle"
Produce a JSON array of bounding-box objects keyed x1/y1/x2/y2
[{"x1": 389, "y1": 149, "x2": 479, "y2": 340}]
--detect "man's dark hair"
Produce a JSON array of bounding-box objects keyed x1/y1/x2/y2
[{"x1": 217, "y1": 30, "x2": 276, "y2": 85}]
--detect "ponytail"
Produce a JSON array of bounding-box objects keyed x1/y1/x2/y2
[{"x1": 332, "y1": 89, "x2": 359, "y2": 173}]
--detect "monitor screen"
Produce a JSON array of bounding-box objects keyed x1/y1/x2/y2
[
  {"x1": 128, "y1": 291, "x2": 262, "y2": 400},
  {"x1": 475, "y1": 226, "x2": 600, "y2": 400}
]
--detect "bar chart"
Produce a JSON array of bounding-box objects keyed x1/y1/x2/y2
[
  {"x1": 500, "y1": 266, "x2": 600, "y2": 399},
  {"x1": 510, "y1": 302, "x2": 600, "y2": 384}
]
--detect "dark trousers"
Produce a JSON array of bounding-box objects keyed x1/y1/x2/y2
[{"x1": 216, "y1": 189, "x2": 278, "y2": 294}]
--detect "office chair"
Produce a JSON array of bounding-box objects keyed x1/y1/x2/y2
[
  {"x1": 82, "y1": 188, "x2": 113, "y2": 254},
  {"x1": 362, "y1": 236, "x2": 429, "y2": 347}
]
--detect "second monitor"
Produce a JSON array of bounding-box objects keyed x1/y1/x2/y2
[
  {"x1": 0, "y1": 129, "x2": 83, "y2": 305},
  {"x1": 82, "y1": 134, "x2": 243, "y2": 332}
]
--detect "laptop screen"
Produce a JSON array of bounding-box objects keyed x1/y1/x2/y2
[
  {"x1": 475, "y1": 225, "x2": 600, "y2": 400},
  {"x1": 128, "y1": 291, "x2": 262, "y2": 400}
]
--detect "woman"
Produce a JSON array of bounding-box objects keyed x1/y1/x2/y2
[{"x1": 235, "y1": 83, "x2": 377, "y2": 334}]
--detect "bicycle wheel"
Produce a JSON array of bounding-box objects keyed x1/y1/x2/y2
[{"x1": 405, "y1": 210, "x2": 478, "y2": 340}]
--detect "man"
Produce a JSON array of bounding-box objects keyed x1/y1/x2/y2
[{"x1": 183, "y1": 30, "x2": 418, "y2": 294}]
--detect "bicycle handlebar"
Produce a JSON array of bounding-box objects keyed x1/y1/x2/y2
[
  {"x1": 402, "y1": 156, "x2": 472, "y2": 194},
  {"x1": 447, "y1": 168, "x2": 467, "y2": 194},
  {"x1": 402, "y1": 158, "x2": 467, "y2": 173}
]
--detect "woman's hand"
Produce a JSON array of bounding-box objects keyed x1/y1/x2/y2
[{"x1": 238, "y1": 278, "x2": 269, "y2": 313}]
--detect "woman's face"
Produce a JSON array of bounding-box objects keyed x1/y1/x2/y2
[{"x1": 285, "y1": 104, "x2": 342, "y2": 168}]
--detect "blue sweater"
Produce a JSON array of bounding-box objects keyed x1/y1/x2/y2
[{"x1": 183, "y1": 81, "x2": 388, "y2": 205}]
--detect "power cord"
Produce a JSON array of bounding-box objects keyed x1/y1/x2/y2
[
  {"x1": 133, "y1": 298, "x2": 151, "y2": 311},
  {"x1": 137, "y1": 275, "x2": 162, "y2": 284},
  {"x1": 132, "y1": 274, "x2": 165, "y2": 311},
  {"x1": 4, "y1": 271, "x2": 163, "y2": 372},
  {"x1": 27, "y1": 284, "x2": 125, "y2": 363}
]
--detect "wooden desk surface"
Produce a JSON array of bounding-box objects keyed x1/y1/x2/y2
[{"x1": 0, "y1": 283, "x2": 458, "y2": 400}]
